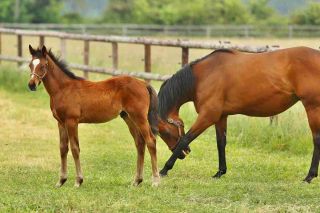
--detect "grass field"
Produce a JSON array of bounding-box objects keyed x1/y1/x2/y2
[{"x1": 0, "y1": 36, "x2": 320, "y2": 212}]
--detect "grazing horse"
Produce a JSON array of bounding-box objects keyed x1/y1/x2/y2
[
  {"x1": 158, "y1": 47, "x2": 320, "y2": 183},
  {"x1": 27, "y1": 45, "x2": 160, "y2": 187}
]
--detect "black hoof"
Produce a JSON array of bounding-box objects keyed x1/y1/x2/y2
[
  {"x1": 160, "y1": 169, "x2": 168, "y2": 177},
  {"x1": 303, "y1": 174, "x2": 317, "y2": 183},
  {"x1": 212, "y1": 170, "x2": 226, "y2": 179}
]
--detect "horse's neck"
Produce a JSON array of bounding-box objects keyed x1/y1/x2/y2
[{"x1": 42, "y1": 57, "x2": 72, "y2": 96}]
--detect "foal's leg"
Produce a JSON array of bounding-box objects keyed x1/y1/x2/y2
[
  {"x1": 213, "y1": 116, "x2": 228, "y2": 179},
  {"x1": 65, "y1": 119, "x2": 83, "y2": 187},
  {"x1": 304, "y1": 107, "x2": 320, "y2": 183},
  {"x1": 56, "y1": 122, "x2": 69, "y2": 187},
  {"x1": 145, "y1": 130, "x2": 160, "y2": 187},
  {"x1": 133, "y1": 136, "x2": 146, "y2": 186},
  {"x1": 132, "y1": 115, "x2": 160, "y2": 186},
  {"x1": 122, "y1": 116, "x2": 146, "y2": 186}
]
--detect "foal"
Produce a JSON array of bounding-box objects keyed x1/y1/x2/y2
[{"x1": 27, "y1": 45, "x2": 160, "y2": 187}]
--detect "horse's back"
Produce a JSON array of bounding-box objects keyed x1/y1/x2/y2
[
  {"x1": 75, "y1": 75, "x2": 149, "y2": 123},
  {"x1": 193, "y1": 47, "x2": 320, "y2": 117}
]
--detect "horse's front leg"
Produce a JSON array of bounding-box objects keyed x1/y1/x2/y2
[
  {"x1": 55, "y1": 122, "x2": 69, "y2": 187},
  {"x1": 66, "y1": 119, "x2": 83, "y2": 187},
  {"x1": 160, "y1": 112, "x2": 217, "y2": 177},
  {"x1": 213, "y1": 116, "x2": 228, "y2": 179}
]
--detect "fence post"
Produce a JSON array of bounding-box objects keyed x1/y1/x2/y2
[
  {"x1": 60, "y1": 38, "x2": 66, "y2": 59},
  {"x1": 83, "y1": 40, "x2": 89, "y2": 79},
  {"x1": 144, "y1": 44, "x2": 151, "y2": 82},
  {"x1": 17, "y1": 34, "x2": 22, "y2": 67},
  {"x1": 288, "y1": 25, "x2": 293, "y2": 39},
  {"x1": 122, "y1": 25, "x2": 128, "y2": 36},
  {"x1": 181, "y1": 47, "x2": 189, "y2": 67},
  {"x1": 244, "y1": 26, "x2": 249, "y2": 38},
  {"x1": 0, "y1": 33, "x2": 2, "y2": 64},
  {"x1": 111, "y1": 42, "x2": 118, "y2": 72},
  {"x1": 39, "y1": 35, "x2": 45, "y2": 47},
  {"x1": 206, "y1": 26, "x2": 211, "y2": 38}
]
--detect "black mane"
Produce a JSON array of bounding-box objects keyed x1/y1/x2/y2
[
  {"x1": 158, "y1": 64, "x2": 195, "y2": 119},
  {"x1": 33, "y1": 48, "x2": 84, "y2": 80},
  {"x1": 158, "y1": 49, "x2": 233, "y2": 119}
]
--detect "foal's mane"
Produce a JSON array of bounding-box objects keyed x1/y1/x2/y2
[
  {"x1": 158, "y1": 49, "x2": 233, "y2": 119},
  {"x1": 33, "y1": 48, "x2": 84, "y2": 80}
]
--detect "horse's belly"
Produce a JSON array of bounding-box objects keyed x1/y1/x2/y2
[
  {"x1": 80, "y1": 111, "x2": 119, "y2": 123},
  {"x1": 227, "y1": 93, "x2": 299, "y2": 117},
  {"x1": 79, "y1": 103, "x2": 121, "y2": 123}
]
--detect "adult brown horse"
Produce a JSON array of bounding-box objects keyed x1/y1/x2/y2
[
  {"x1": 158, "y1": 47, "x2": 320, "y2": 183},
  {"x1": 27, "y1": 45, "x2": 160, "y2": 187}
]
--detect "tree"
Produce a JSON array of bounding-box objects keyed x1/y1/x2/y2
[
  {"x1": 291, "y1": 2, "x2": 320, "y2": 25},
  {"x1": 247, "y1": 0, "x2": 287, "y2": 25},
  {"x1": 0, "y1": 0, "x2": 63, "y2": 23},
  {"x1": 102, "y1": 0, "x2": 135, "y2": 23}
]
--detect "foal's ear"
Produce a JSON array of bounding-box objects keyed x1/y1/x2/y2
[
  {"x1": 41, "y1": 45, "x2": 48, "y2": 57},
  {"x1": 29, "y1": 44, "x2": 36, "y2": 56}
]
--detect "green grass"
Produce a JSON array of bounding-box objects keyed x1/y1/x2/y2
[{"x1": 0, "y1": 66, "x2": 319, "y2": 212}]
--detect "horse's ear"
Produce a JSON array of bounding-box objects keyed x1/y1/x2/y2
[
  {"x1": 41, "y1": 45, "x2": 47, "y2": 57},
  {"x1": 29, "y1": 44, "x2": 36, "y2": 56}
]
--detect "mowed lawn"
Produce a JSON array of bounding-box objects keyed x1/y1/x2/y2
[
  {"x1": 0, "y1": 67, "x2": 319, "y2": 212},
  {"x1": 0, "y1": 36, "x2": 320, "y2": 212}
]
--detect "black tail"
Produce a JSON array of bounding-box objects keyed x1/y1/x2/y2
[{"x1": 147, "y1": 85, "x2": 159, "y2": 136}]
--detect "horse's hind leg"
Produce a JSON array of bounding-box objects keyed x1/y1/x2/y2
[
  {"x1": 56, "y1": 122, "x2": 69, "y2": 187},
  {"x1": 213, "y1": 116, "x2": 228, "y2": 179},
  {"x1": 131, "y1": 114, "x2": 160, "y2": 186},
  {"x1": 145, "y1": 130, "x2": 160, "y2": 187},
  {"x1": 65, "y1": 119, "x2": 83, "y2": 187},
  {"x1": 122, "y1": 113, "x2": 146, "y2": 186},
  {"x1": 304, "y1": 106, "x2": 320, "y2": 183}
]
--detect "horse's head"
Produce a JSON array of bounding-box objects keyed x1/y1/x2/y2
[
  {"x1": 28, "y1": 45, "x2": 49, "y2": 91},
  {"x1": 159, "y1": 117, "x2": 191, "y2": 159}
]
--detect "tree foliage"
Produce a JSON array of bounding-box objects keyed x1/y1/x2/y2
[
  {"x1": 102, "y1": 0, "x2": 288, "y2": 25},
  {"x1": 0, "y1": 0, "x2": 63, "y2": 23},
  {"x1": 291, "y1": 2, "x2": 320, "y2": 25}
]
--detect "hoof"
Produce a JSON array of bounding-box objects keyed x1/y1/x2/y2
[
  {"x1": 55, "y1": 178, "x2": 67, "y2": 188},
  {"x1": 159, "y1": 169, "x2": 168, "y2": 177},
  {"x1": 152, "y1": 181, "x2": 160, "y2": 187},
  {"x1": 303, "y1": 173, "x2": 317, "y2": 184},
  {"x1": 74, "y1": 177, "x2": 83, "y2": 188},
  {"x1": 132, "y1": 178, "x2": 143, "y2": 187},
  {"x1": 212, "y1": 170, "x2": 226, "y2": 179},
  {"x1": 152, "y1": 176, "x2": 160, "y2": 187}
]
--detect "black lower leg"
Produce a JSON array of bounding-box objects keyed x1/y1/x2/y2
[
  {"x1": 213, "y1": 125, "x2": 227, "y2": 179},
  {"x1": 304, "y1": 136, "x2": 320, "y2": 183},
  {"x1": 160, "y1": 133, "x2": 194, "y2": 176}
]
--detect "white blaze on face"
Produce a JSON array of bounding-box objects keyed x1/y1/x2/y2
[{"x1": 31, "y1": 59, "x2": 40, "y2": 78}]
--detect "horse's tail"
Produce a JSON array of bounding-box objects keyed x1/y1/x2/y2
[{"x1": 146, "y1": 85, "x2": 159, "y2": 136}]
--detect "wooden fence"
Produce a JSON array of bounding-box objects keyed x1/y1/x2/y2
[
  {"x1": 0, "y1": 28, "x2": 280, "y2": 123},
  {"x1": 0, "y1": 28, "x2": 277, "y2": 82},
  {"x1": 2, "y1": 23, "x2": 320, "y2": 38}
]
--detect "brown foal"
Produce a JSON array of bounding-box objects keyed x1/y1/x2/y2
[
  {"x1": 158, "y1": 47, "x2": 320, "y2": 183},
  {"x1": 27, "y1": 45, "x2": 160, "y2": 187}
]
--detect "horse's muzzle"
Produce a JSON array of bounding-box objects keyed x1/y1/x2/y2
[
  {"x1": 28, "y1": 82, "x2": 37, "y2": 91},
  {"x1": 175, "y1": 146, "x2": 191, "y2": 160}
]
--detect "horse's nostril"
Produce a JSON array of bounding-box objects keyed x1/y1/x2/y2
[{"x1": 28, "y1": 83, "x2": 37, "y2": 91}]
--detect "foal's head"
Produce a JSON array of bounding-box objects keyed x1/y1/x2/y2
[
  {"x1": 28, "y1": 45, "x2": 49, "y2": 91},
  {"x1": 159, "y1": 118, "x2": 191, "y2": 160}
]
